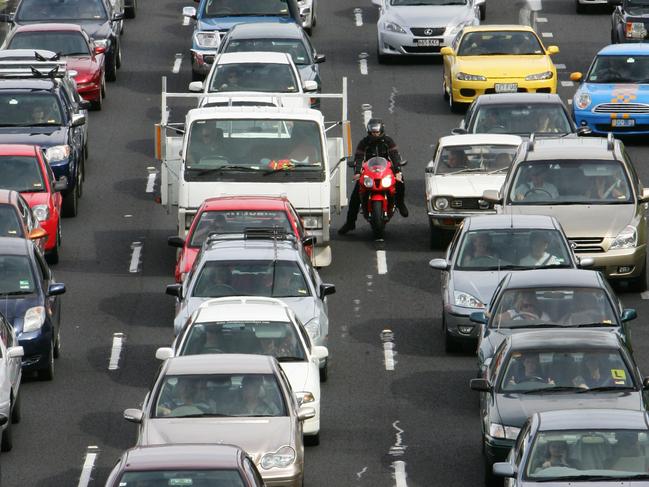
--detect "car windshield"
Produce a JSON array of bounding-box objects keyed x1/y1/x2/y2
[
  {"x1": 8, "y1": 32, "x2": 90, "y2": 56},
  {"x1": 208, "y1": 62, "x2": 299, "y2": 93},
  {"x1": 203, "y1": 0, "x2": 291, "y2": 17},
  {"x1": 458, "y1": 31, "x2": 544, "y2": 56},
  {"x1": 0, "y1": 205, "x2": 24, "y2": 239},
  {"x1": 588, "y1": 55, "x2": 649, "y2": 83},
  {"x1": 435, "y1": 144, "x2": 517, "y2": 174},
  {"x1": 491, "y1": 288, "x2": 618, "y2": 329},
  {"x1": 471, "y1": 105, "x2": 572, "y2": 135},
  {"x1": 0, "y1": 94, "x2": 63, "y2": 127},
  {"x1": 627, "y1": 0, "x2": 649, "y2": 4},
  {"x1": 192, "y1": 260, "x2": 310, "y2": 298},
  {"x1": 509, "y1": 160, "x2": 632, "y2": 204},
  {"x1": 16, "y1": 0, "x2": 107, "y2": 21},
  {"x1": 225, "y1": 39, "x2": 310, "y2": 65},
  {"x1": 180, "y1": 321, "x2": 307, "y2": 360},
  {"x1": 118, "y1": 470, "x2": 246, "y2": 487},
  {"x1": 455, "y1": 229, "x2": 572, "y2": 270},
  {"x1": 0, "y1": 255, "x2": 36, "y2": 295},
  {"x1": 390, "y1": 0, "x2": 466, "y2": 4},
  {"x1": 154, "y1": 373, "x2": 287, "y2": 418},
  {"x1": 500, "y1": 349, "x2": 633, "y2": 393},
  {"x1": 0, "y1": 156, "x2": 45, "y2": 193},
  {"x1": 184, "y1": 119, "x2": 324, "y2": 182},
  {"x1": 190, "y1": 210, "x2": 292, "y2": 247},
  {"x1": 525, "y1": 429, "x2": 649, "y2": 480}
]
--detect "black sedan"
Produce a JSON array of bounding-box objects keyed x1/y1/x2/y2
[
  {"x1": 473, "y1": 268, "x2": 638, "y2": 375},
  {"x1": 471, "y1": 329, "x2": 648, "y2": 485},
  {"x1": 492, "y1": 409, "x2": 649, "y2": 485}
]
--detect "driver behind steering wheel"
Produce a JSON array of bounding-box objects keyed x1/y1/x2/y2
[
  {"x1": 508, "y1": 353, "x2": 554, "y2": 386},
  {"x1": 514, "y1": 165, "x2": 559, "y2": 201},
  {"x1": 501, "y1": 291, "x2": 551, "y2": 322},
  {"x1": 157, "y1": 377, "x2": 211, "y2": 417}
]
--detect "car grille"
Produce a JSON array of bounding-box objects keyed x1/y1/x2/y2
[
  {"x1": 449, "y1": 198, "x2": 492, "y2": 210},
  {"x1": 410, "y1": 27, "x2": 445, "y2": 36},
  {"x1": 593, "y1": 103, "x2": 649, "y2": 113},
  {"x1": 403, "y1": 45, "x2": 442, "y2": 53},
  {"x1": 570, "y1": 237, "x2": 604, "y2": 253}
]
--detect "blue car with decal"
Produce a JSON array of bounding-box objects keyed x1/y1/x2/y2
[
  {"x1": 572, "y1": 43, "x2": 649, "y2": 135},
  {"x1": 182, "y1": 0, "x2": 302, "y2": 81}
]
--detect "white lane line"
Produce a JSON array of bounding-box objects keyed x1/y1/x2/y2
[
  {"x1": 555, "y1": 63, "x2": 566, "y2": 70},
  {"x1": 357, "y1": 467, "x2": 368, "y2": 479},
  {"x1": 172, "y1": 53, "x2": 183, "y2": 74},
  {"x1": 536, "y1": 16, "x2": 548, "y2": 22},
  {"x1": 359, "y1": 52, "x2": 369, "y2": 75},
  {"x1": 129, "y1": 242, "x2": 143, "y2": 273},
  {"x1": 641, "y1": 291, "x2": 649, "y2": 299},
  {"x1": 388, "y1": 87, "x2": 398, "y2": 114},
  {"x1": 381, "y1": 329, "x2": 395, "y2": 371},
  {"x1": 145, "y1": 171, "x2": 156, "y2": 193},
  {"x1": 362, "y1": 104, "x2": 373, "y2": 127},
  {"x1": 389, "y1": 421, "x2": 407, "y2": 486},
  {"x1": 77, "y1": 447, "x2": 99, "y2": 487},
  {"x1": 394, "y1": 461, "x2": 408, "y2": 487},
  {"x1": 354, "y1": 7, "x2": 363, "y2": 26},
  {"x1": 541, "y1": 32, "x2": 553, "y2": 38},
  {"x1": 376, "y1": 250, "x2": 387, "y2": 274},
  {"x1": 561, "y1": 80, "x2": 574, "y2": 87},
  {"x1": 182, "y1": 15, "x2": 190, "y2": 26},
  {"x1": 108, "y1": 333, "x2": 125, "y2": 370}
]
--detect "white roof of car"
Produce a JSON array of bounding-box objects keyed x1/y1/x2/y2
[
  {"x1": 215, "y1": 51, "x2": 292, "y2": 65},
  {"x1": 187, "y1": 105, "x2": 323, "y2": 122},
  {"x1": 196, "y1": 297, "x2": 292, "y2": 323},
  {"x1": 438, "y1": 134, "x2": 523, "y2": 147}
]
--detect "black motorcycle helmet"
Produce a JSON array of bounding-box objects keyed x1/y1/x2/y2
[{"x1": 367, "y1": 118, "x2": 385, "y2": 139}]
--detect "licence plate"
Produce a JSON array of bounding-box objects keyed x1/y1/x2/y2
[
  {"x1": 612, "y1": 119, "x2": 635, "y2": 127},
  {"x1": 494, "y1": 83, "x2": 518, "y2": 93},
  {"x1": 416, "y1": 39, "x2": 440, "y2": 47}
]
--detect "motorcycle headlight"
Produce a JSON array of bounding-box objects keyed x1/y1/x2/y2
[
  {"x1": 489, "y1": 423, "x2": 521, "y2": 440},
  {"x1": 260, "y1": 446, "x2": 296, "y2": 470},
  {"x1": 304, "y1": 318, "x2": 321, "y2": 340},
  {"x1": 44, "y1": 145, "x2": 71, "y2": 163},
  {"x1": 23, "y1": 306, "x2": 45, "y2": 333},
  {"x1": 384, "y1": 21, "x2": 406, "y2": 34},
  {"x1": 302, "y1": 216, "x2": 322, "y2": 229},
  {"x1": 32, "y1": 205, "x2": 49, "y2": 222},
  {"x1": 194, "y1": 31, "x2": 220, "y2": 48},
  {"x1": 453, "y1": 290, "x2": 485, "y2": 309},
  {"x1": 381, "y1": 175, "x2": 393, "y2": 188},
  {"x1": 575, "y1": 92, "x2": 591, "y2": 110},
  {"x1": 456, "y1": 72, "x2": 486, "y2": 81},
  {"x1": 295, "y1": 391, "x2": 315, "y2": 406},
  {"x1": 433, "y1": 197, "x2": 449, "y2": 211},
  {"x1": 626, "y1": 22, "x2": 647, "y2": 39},
  {"x1": 363, "y1": 175, "x2": 374, "y2": 188},
  {"x1": 525, "y1": 70, "x2": 553, "y2": 81},
  {"x1": 610, "y1": 225, "x2": 637, "y2": 250}
]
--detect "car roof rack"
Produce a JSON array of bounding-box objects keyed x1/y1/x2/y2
[
  {"x1": 0, "y1": 50, "x2": 68, "y2": 79},
  {"x1": 203, "y1": 227, "x2": 297, "y2": 246}
]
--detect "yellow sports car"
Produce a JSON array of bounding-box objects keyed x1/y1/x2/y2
[{"x1": 441, "y1": 25, "x2": 559, "y2": 112}]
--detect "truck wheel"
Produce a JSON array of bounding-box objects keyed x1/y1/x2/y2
[{"x1": 371, "y1": 200, "x2": 385, "y2": 239}]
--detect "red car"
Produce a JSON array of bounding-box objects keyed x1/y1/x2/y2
[
  {"x1": 168, "y1": 196, "x2": 311, "y2": 283},
  {"x1": 0, "y1": 145, "x2": 64, "y2": 263},
  {"x1": 4, "y1": 23, "x2": 106, "y2": 110}
]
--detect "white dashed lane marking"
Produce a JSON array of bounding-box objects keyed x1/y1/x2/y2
[
  {"x1": 129, "y1": 242, "x2": 143, "y2": 273},
  {"x1": 376, "y1": 250, "x2": 387, "y2": 274},
  {"x1": 359, "y1": 53, "x2": 369, "y2": 75},
  {"x1": 561, "y1": 80, "x2": 574, "y2": 87},
  {"x1": 555, "y1": 64, "x2": 566, "y2": 70},
  {"x1": 542, "y1": 32, "x2": 553, "y2": 38},
  {"x1": 381, "y1": 329, "x2": 395, "y2": 371},
  {"x1": 77, "y1": 447, "x2": 99, "y2": 487},
  {"x1": 172, "y1": 53, "x2": 183, "y2": 74},
  {"x1": 182, "y1": 15, "x2": 190, "y2": 26},
  {"x1": 536, "y1": 16, "x2": 548, "y2": 22},
  {"x1": 354, "y1": 7, "x2": 363, "y2": 26},
  {"x1": 108, "y1": 333, "x2": 125, "y2": 370}
]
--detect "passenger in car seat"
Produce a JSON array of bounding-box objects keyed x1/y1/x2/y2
[{"x1": 541, "y1": 440, "x2": 579, "y2": 469}]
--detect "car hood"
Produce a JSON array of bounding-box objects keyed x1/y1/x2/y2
[
  {"x1": 495, "y1": 391, "x2": 642, "y2": 428},
  {"x1": 455, "y1": 55, "x2": 553, "y2": 78},
  {"x1": 452, "y1": 270, "x2": 506, "y2": 306},
  {"x1": 428, "y1": 174, "x2": 506, "y2": 197},
  {"x1": 197, "y1": 16, "x2": 293, "y2": 31},
  {"x1": 279, "y1": 362, "x2": 310, "y2": 392},
  {"x1": 0, "y1": 127, "x2": 66, "y2": 148},
  {"x1": 578, "y1": 82, "x2": 649, "y2": 103},
  {"x1": 0, "y1": 296, "x2": 41, "y2": 334},
  {"x1": 385, "y1": 4, "x2": 472, "y2": 27},
  {"x1": 507, "y1": 204, "x2": 635, "y2": 238},
  {"x1": 21, "y1": 192, "x2": 49, "y2": 207},
  {"x1": 65, "y1": 56, "x2": 99, "y2": 80}
]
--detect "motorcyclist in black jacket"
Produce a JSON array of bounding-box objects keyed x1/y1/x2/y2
[{"x1": 338, "y1": 118, "x2": 408, "y2": 235}]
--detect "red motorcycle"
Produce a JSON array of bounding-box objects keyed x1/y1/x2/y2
[{"x1": 358, "y1": 156, "x2": 400, "y2": 239}]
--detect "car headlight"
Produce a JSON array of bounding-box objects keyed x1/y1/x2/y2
[
  {"x1": 295, "y1": 391, "x2": 315, "y2": 406},
  {"x1": 575, "y1": 92, "x2": 591, "y2": 110},
  {"x1": 453, "y1": 290, "x2": 485, "y2": 309},
  {"x1": 32, "y1": 205, "x2": 49, "y2": 222},
  {"x1": 610, "y1": 225, "x2": 637, "y2": 250},
  {"x1": 363, "y1": 175, "x2": 374, "y2": 188},
  {"x1": 433, "y1": 197, "x2": 449, "y2": 211},
  {"x1": 381, "y1": 175, "x2": 393, "y2": 188},
  {"x1": 626, "y1": 22, "x2": 647, "y2": 39},
  {"x1": 304, "y1": 318, "x2": 321, "y2": 340},
  {"x1": 194, "y1": 31, "x2": 220, "y2": 48},
  {"x1": 260, "y1": 446, "x2": 296, "y2": 469},
  {"x1": 23, "y1": 306, "x2": 45, "y2": 333},
  {"x1": 384, "y1": 21, "x2": 406, "y2": 34},
  {"x1": 456, "y1": 72, "x2": 486, "y2": 81},
  {"x1": 525, "y1": 71, "x2": 553, "y2": 81},
  {"x1": 302, "y1": 216, "x2": 322, "y2": 229},
  {"x1": 44, "y1": 145, "x2": 71, "y2": 163},
  {"x1": 489, "y1": 423, "x2": 521, "y2": 440}
]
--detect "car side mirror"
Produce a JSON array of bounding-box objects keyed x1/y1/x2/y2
[
  {"x1": 188, "y1": 81, "x2": 203, "y2": 92},
  {"x1": 166, "y1": 283, "x2": 183, "y2": 298},
  {"x1": 428, "y1": 258, "x2": 449, "y2": 271},
  {"x1": 28, "y1": 227, "x2": 48, "y2": 241},
  {"x1": 451, "y1": 127, "x2": 467, "y2": 135},
  {"x1": 72, "y1": 113, "x2": 87, "y2": 126},
  {"x1": 47, "y1": 283, "x2": 66, "y2": 296},
  {"x1": 621, "y1": 308, "x2": 637, "y2": 322},
  {"x1": 167, "y1": 236, "x2": 185, "y2": 248},
  {"x1": 0, "y1": 415, "x2": 7, "y2": 427},
  {"x1": 470, "y1": 378, "x2": 491, "y2": 392},
  {"x1": 297, "y1": 406, "x2": 316, "y2": 421},
  {"x1": 492, "y1": 463, "x2": 516, "y2": 478},
  {"x1": 312, "y1": 345, "x2": 328, "y2": 361},
  {"x1": 78, "y1": 100, "x2": 91, "y2": 110},
  {"x1": 546, "y1": 45, "x2": 559, "y2": 55},
  {"x1": 643, "y1": 377, "x2": 649, "y2": 390},
  {"x1": 320, "y1": 283, "x2": 336, "y2": 298},
  {"x1": 303, "y1": 80, "x2": 318, "y2": 92},
  {"x1": 183, "y1": 6, "x2": 197, "y2": 17},
  {"x1": 440, "y1": 46, "x2": 454, "y2": 56},
  {"x1": 112, "y1": 12, "x2": 125, "y2": 21},
  {"x1": 578, "y1": 257, "x2": 594, "y2": 268},
  {"x1": 53, "y1": 177, "x2": 68, "y2": 192},
  {"x1": 577, "y1": 126, "x2": 592, "y2": 136},
  {"x1": 570, "y1": 71, "x2": 583, "y2": 82},
  {"x1": 470, "y1": 311, "x2": 488, "y2": 324},
  {"x1": 482, "y1": 189, "x2": 501, "y2": 203},
  {"x1": 314, "y1": 54, "x2": 326, "y2": 64},
  {"x1": 123, "y1": 408, "x2": 144, "y2": 423},
  {"x1": 0, "y1": 13, "x2": 14, "y2": 23},
  {"x1": 7, "y1": 346, "x2": 23, "y2": 359},
  {"x1": 155, "y1": 347, "x2": 174, "y2": 360},
  {"x1": 301, "y1": 235, "x2": 316, "y2": 247}
]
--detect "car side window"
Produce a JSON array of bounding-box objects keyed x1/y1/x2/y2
[
  {"x1": 35, "y1": 251, "x2": 50, "y2": 284},
  {"x1": 243, "y1": 457, "x2": 264, "y2": 486},
  {"x1": 295, "y1": 316, "x2": 312, "y2": 351},
  {"x1": 277, "y1": 367, "x2": 294, "y2": 405},
  {"x1": 489, "y1": 341, "x2": 507, "y2": 384},
  {"x1": 622, "y1": 150, "x2": 642, "y2": 196},
  {"x1": 513, "y1": 420, "x2": 531, "y2": 466}
]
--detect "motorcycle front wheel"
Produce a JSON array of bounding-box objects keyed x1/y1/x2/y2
[{"x1": 370, "y1": 199, "x2": 385, "y2": 239}]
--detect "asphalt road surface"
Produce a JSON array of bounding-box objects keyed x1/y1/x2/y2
[{"x1": 3, "y1": 0, "x2": 649, "y2": 486}]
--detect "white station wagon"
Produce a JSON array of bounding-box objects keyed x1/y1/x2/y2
[{"x1": 425, "y1": 134, "x2": 522, "y2": 247}]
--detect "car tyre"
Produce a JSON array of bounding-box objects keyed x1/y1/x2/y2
[
  {"x1": 1, "y1": 417, "x2": 13, "y2": 452},
  {"x1": 443, "y1": 314, "x2": 461, "y2": 353},
  {"x1": 53, "y1": 326, "x2": 61, "y2": 359},
  {"x1": 484, "y1": 457, "x2": 500, "y2": 487},
  {"x1": 319, "y1": 360, "x2": 328, "y2": 382},
  {"x1": 62, "y1": 181, "x2": 78, "y2": 218},
  {"x1": 575, "y1": 0, "x2": 585, "y2": 13},
  {"x1": 629, "y1": 264, "x2": 647, "y2": 292},
  {"x1": 479, "y1": 3, "x2": 486, "y2": 20},
  {"x1": 106, "y1": 48, "x2": 118, "y2": 82},
  {"x1": 116, "y1": 42, "x2": 122, "y2": 69},
  {"x1": 125, "y1": 0, "x2": 136, "y2": 18},
  {"x1": 11, "y1": 394, "x2": 20, "y2": 424},
  {"x1": 90, "y1": 90, "x2": 102, "y2": 111},
  {"x1": 37, "y1": 341, "x2": 54, "y2": 381},
  {"x1": 305, "y1": 432, "x2": 320, "y2": 446}
]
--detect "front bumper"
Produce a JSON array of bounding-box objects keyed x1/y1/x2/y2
[
  {"x1": 428, "y1": 210, "x2": 497, "y2": 230},
  {"x1": 191, "y1": 48, "x2": 217, "y2": 76},
  {"x1": 577, "y1": 245, "x2": 646, "y2": 280},
  {"x1": 451, "y1": 77, "x2": 556, "y2": 104},
  {"x1": 574, "y1": 110, "x2": 649, "y2": 135},
  {"x1": 378, "y1": 30, "x2": 452, "y2": 56},
  {"x1": 18, "y1": 326, "x2": 53, "y2": 372},
  {"x1": 484, "y1": 436, "x2": 514, "y2": 466},
  {"x1": 49, "y1": 157, "x2": 75, "y2": 191},
  {"x1": 262, "y1": 464, "x2": 303, "y2": 487},
  {"x1": 444, "y1": 307, "x2": 482, "y2": 341}
]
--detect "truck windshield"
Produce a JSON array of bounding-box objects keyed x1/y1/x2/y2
[{"x1": 185, "y1": 119, "x2": 325, "y2": 182}]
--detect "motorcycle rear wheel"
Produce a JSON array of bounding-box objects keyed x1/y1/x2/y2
[{"x1": 370, "y1": 200, "x2": 385, "y2": 239}]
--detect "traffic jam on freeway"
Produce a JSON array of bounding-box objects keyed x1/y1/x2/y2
[{"x1": 4, "y1": 0, "x2": 649, "y2": 485}]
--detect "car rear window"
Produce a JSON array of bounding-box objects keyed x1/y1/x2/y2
[
  {"x1": 119, "y1": 469, "x2": 246, "y2": 486},
  {"x1": 190, "y1": 210, "x2": 293, "y2": 247}
]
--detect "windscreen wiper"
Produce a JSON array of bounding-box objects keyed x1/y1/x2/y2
[
  {"x1": 522, "y1": 386, "x2": 583, "y2": 394},
  {"x1": 577, "y1": 385, "x2": 636, "y2": 393},
  {"x1": 191, "y1": 165, "x2": 259, "y2": 176},
  {"x1": 276, "y1": 356, "x2": 305, "y2": 362}
]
